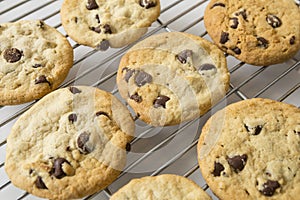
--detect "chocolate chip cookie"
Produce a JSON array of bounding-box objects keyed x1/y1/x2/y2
[
  {"x1": 0, "y1": 20, "x2": 73, "y2": 105},
  {"x1": 60, "y1": 0, "x2": 160, "y2": 50},
  {"x1": 5, "y1": 86, "x2": 135, "y2": 199},
  {"x1": 110, "y1": 174, "x2": 212, "y2": 200},
  {"x1": 197, "y1": 98, "x2": 300, "y2": 199},
  {"x1": 204, "y1": 0, "x2": 300, "y2": 66},
  {"x1": 117, "y1": 32, "x2": 230, "y2": 126}
]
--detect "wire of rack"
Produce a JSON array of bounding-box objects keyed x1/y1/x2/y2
[{"x1": 0, "y1": 1, "x2": 299, "y2": 200}]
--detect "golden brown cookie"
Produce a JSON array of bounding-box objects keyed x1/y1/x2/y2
[
  {"x1": 5, "y1": 86, "x2": 135, "y2": 199},
  {"x1": 0, "y1": 20, "x2": 73, "y2": 105},
  {"x1": 117, "y1": 32, "x2": 230, "y2": 126},
  {"x1": 204, "y1": 0, "x2": 300, "y2": 66},
  {"x1": 198, "y1": 98, "x2": 300, "y2": 199}
]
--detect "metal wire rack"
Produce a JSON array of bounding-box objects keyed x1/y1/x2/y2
[{"x1": 0, "y1": 0, "x2": 299, "y2": 199}]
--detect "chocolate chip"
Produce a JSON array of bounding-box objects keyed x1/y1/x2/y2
[
  {"x1": 52, "y1": 158, "x2": 69, "y2": 179},
  {"x1": 227, "y1": 154, "x2": 247, "y2": 173},
  {"x1": 220, "y1": 31, "x2": 229, "y2": 44},
  {"x1": 86, "y1": 0, "x2": 99, "y2": 10},
  {"x1": 37, "y1": 21, "x2": 45, "y2": 29},
  {"x1": 176, "y1": 49, "x2": 193, "y2": 64},
  {"x1": 103, "y1": 24, "x2": 112, "y2": 34},
  {"x1": 139, "y1": 0, "x2": 156, "y2": 9},
  {"x1": 32, "y1": 64, "x2": 42, "y2": 68},
  {"x1": 230, "y1": 17, "x2": 239, "y2": 29},
  {"x1": 95, "y1": 14, "x2": 100, "y2": 23},
  {"x1": 96, "y1": 111, "x2": 110, "y2": 118},
  {"x1": 35, "y1": 75, "x2": 50, "y2": 85},
  {"x1": 231, "y1": 47, "x2": 241, "y2": 55},
  {"x1": 198, "y1": 63, "x2": 216, "y2": 71},
  {"x1": 290, "y1": 36, "x2": 296, "y2": 45},
  {"x1": 135, "y1": 71, "x2": 152, "y2": 87},
  {"x1": 245, "y1": 124, "x2": 263, "y2": 135},
  {"x1": 35, "y1": 176, "x2": 48, "y2": 189},
  {"x1": 126, "y1": 143, "x2": 131, "y2": 151},
  {"x1": 295, "y1": 0, "x2": 300, "y2": 6},
  {"x1": 266, "y1": 14, "x2": 282, "y2": 28},
  {"x1": 123, "y1": 68, "x2": 135, "y2": 82},
  {"x1": 260, "y1": 180, "x2": 280, "y2": 196},
  {"x1": 77, "y1": 132, "x2": 93, "y2": 154},
  {"x1": 69, "y1": 86, "x2": 81, "y2": 94},
  {"x1": 74, "y1": 17, "x2": 78, "y2": 23},
  {"x1": 68, "y1": 113, "x2": 77, "y2": 123},
  {"x1": 90, "y1": 26, "x2": 101, "y2": 33},
  {"x1": 212, "y1": 162, "x2": 225, "y2": 176},
  {"x1": 3, "y1": 48, "x2": 23, "y2": 63},
  {"x1": 257, "y1": 37, "x2": 269, "y2": 48},
  {"x1": 153, "y1": 95, "x2": 170, "y2": 108},
  {"x1": 235, "y1": 9, "x2": 247, "y2": 21},
  {"x1": 130, "y1": 93, "x2": 142, "y2": 103},
  {"x1": 29, "y1": 169, "x2": 34, "y2": 175},
  {"x1": 210, "y1": 3, "x2": 225, "y2": 9},
  {"x1": 294, "y1": 130, "x2": 300, "y2": 136},
  {"x1": 96, "y1": 39, "x2": 109, "y2": 51}
]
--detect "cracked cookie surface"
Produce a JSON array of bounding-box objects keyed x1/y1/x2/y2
[
  {"x1": 117, "y1": 32, "x2": 230, "y2": 126},
  {"x1": 0, "y1": 20, "x2": 73, "y2": 105},
  {"x1": 110, "y1": 174, "x2": 212, "y2": 200},
  {"x1": 61, "y1": 0, "x2": 160, "y2": 49},
  {"x1": 204, "y1": 0, "x2": 300, "y2": 66},
  {"x1": 5, "y1": 86, "x2": 135, "y2": 199},
  {"x1": 197, "y1": 98, "x2": 300, "y2": 199}
]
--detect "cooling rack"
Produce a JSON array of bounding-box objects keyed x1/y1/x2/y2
[{"x1": 0, "y1": 0, "x2": 299, "y2": 199}]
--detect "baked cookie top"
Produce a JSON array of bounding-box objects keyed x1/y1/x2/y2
[
  {"x1": 197, "y1": 98, "x2": 300, "y2": 199},
  {"x1": 117, "y1": 32, "x2": 230, "y2": 126},
  {"x1": 61, "y1": 0, "x2": 160, "y2": 50},
  {"x1": 110, "y1": 174, "x2": 212, "y2": 200},
  {"x1": 204, "y1": 0, "x2": 300, "y2": 66},
  {"x1": 5, "y1": 86, "x2": 135, "y2": 200},
  {"x1": 0, "y1": 20, "x2": 73, "y2": 105}
]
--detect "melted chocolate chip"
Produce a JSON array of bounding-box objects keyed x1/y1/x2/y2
[
  {"x1": 290, "y1": 36, "x2": 296, "y2": 45},
  {"x1": 257, "y1": 37, "x2": 269, "y2": 48},
  {"x1": 212, "y1": 162, "x2": 225, "y2": 176},
  {"x1": 153, "y1": 95, "x2": 170, "y2": 108},
  {"x1": 37, "y1": 21, "x2": 45, "y2": 29},
  {"x1": 139, "y1": 0, "x2": 156, "y2": 9},
  {"x1": 3, "y1": 48, "x2": 23, "y2": 63},
  {"x1": 77, "y1": 132, "x2": 93, "y2": 154},
  {"x1": 211, "y1": 3, "x2": 225, "y2": 9},
  {"x1": 227, "y1": 154, "x2": 247, "y2": 173},
  {"x1": 266, "y1": 14, "x2": 282, "y2": 28},
  {"x1": 130, "y1": 93, "x2": 142, "y2": 103},
  {"x1": 90, "y1": 26, "x2": 101, "y2": 33},
  {"x1": 74, "y1": 17, "x2": 78, "y2": 23},
  {"x1": 260, "y1": 180, "x2": 280, "y2": 196},
  {"x1": 35, "y1": 176, "x2": 48, "y2": 189},
  {"x1": 220, "y1": 31, "x2": 229, "y2": 44},
  {"x1": 68, "y1": 113, "x2": 77, "y2": 123},
  {"x1": 230, "y1": 17, "x2": 239, "y2": 29},
  {"x1": 96, "y1": 111, "x2": 110, "y2": 118},
  {"x1": 32, "y1": 64, "x2": 42, "y2": 68},
  {"x1": 95, "y1": 14, "x2": 100, "y2": 23},
  {"x1": 245, "y1": 124, "x2": 263, "y2": 135},
  {"x1": 96, "y1": 39, "x2": 109, "y2": 51},
  {"x1": 103, "y1": 24, "x2": 112, "y2": 34},
  {"x1": 123, "y1": 68, "x2": 135, "y2": 82},
  {"x1": 176, "y1": 49, "x2": 193, "y2": 64},
  {"x1": 235, "y1": 9, "x2": 247, "y2": 21},
  {"x1": 135, "y1": 71, "x2": 152, "y2": 87},
  {"x1": 126, "y1": 143, "x2": 131, "y2": 151},
  {"x1": 198, "y1": 63, "x2": 216, "y2": 71},
  {"x1": 69, "y1": 86, "x2": 81, "y2": 94},
  {"x1": 231, "y1": 47, "x2": 241, "y2": 55},
  {"x1": 52, "y1": 158, "x2": 69, "y2": 179},
  {"x1": 29, "y1": 169, "x2": 34, "y2": 175},
  {"x1": 35, "y1": 75, "x2": 50, "y2": 85},
  {"x1": 86, "y1": 0, "x2": 99, "y2": 10}
]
